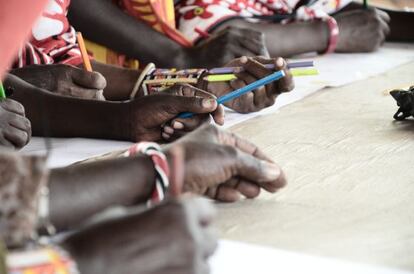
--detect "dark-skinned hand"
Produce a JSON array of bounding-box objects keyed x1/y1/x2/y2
[
  {"x1": 10, "y1": 64, "x2": 106, "y2": 100},
  {"x1": 164, "y1": 124, "x2": 287, "y2": 202},
  {"x1": 0, "y1": 99, "x2": 31, "y2": 149},
  {"x1": 63, "y1": 197, "x2": 217, "y2": 274},
  {"x1": 335, "y1": 8, "x2": 390, "y2": 52},
  {"x1": 205, "y1": 56, "x2": 294, "y2": 113},
  {"x1": 126, "y1": 84, "x2": 225, "y2": 142},
  {"x1": 182, "y1": 26, "x2": 270, "y2": 68}
]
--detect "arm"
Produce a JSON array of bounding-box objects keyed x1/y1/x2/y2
[
  {"x1": 68, "y1": 0, "x2": 186, "y2": 68},
  {"x1": 217, "y1": 6, "x2": 390, "y2": 56},
  {"x1": 68, "y1": 0, "x2": 268, "y2": 68},
  {"x1": 49, "y1": 155, "x2": 155, "y2": 231},
  {"x1": 4, "y1": 73, "x2": 130, "y2": 140},
  {"x1": 215, "y1": 19, "x2": 329, "y2": 57},
  {"x1": 4, "y1": 74, "x2": 223, "y2": 142},
  {"x1": 91, "y1": 61, "x2": 141, "y2": 101}
]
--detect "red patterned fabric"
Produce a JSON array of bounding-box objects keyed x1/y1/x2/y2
[{"x1": 13, "y1": 0, "x2": 82, "y2": 69}]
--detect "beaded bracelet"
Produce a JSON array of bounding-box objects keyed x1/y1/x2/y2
[
  {"x1": 321, "y1": 16, "x2": 339, "y2": 54},
  {"x1": 133, "y1": 67, "x2": 208, "y2": 96},
  {"x1": 7, "y1": 246, "x2": 79, "y2": 274},
  {"x1": 124, "y1": 142, "x2": 170, "y2": 206}
]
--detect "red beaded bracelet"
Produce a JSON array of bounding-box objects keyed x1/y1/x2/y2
[{"x1": 321, "y1": 16, "x2": 339, "y2": 54}]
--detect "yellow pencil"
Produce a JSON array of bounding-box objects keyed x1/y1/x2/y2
[{"x1": 76, "y1": 32, "x2": 93, "y2": 72}]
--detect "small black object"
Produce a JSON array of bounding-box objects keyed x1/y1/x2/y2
[{"x1": 390, "y1": 86, "x2": 414, "y2": 121}]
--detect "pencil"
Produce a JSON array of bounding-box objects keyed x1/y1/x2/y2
[
  {"x1": 0, "y1": 81, "x2": 6, "y2": 99},
  {"x1": 204, "y1": 68, "x2": 319, "y2": 82},
  {"x1": 177, "y1": 70, "x2": 286, "y2": 119},
  {"x1": 363, "y1": 0, "x2": 368, "y2": 9},
  {"x1": 209, "y1": 60, "x2": 314, "y2": 75},
  {"x1": 76, "y1": 32, "x2": 93, "y2": 72}
]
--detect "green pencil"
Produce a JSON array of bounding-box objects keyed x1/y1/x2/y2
[
  {"x1": 363, "y1": 0, "x2": 368, "y2": 9},
  {"x1": 0, "y1": 81, "x2": 6, "y2": 99}
]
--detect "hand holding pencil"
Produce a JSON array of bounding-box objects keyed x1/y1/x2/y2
[{"x1": 202, "y1": 56, "x2": 295, "y2": 114}]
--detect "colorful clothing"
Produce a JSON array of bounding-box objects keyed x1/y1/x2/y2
[
  {"x1": 175, "y1": 0, "x2": 352, "y2": 43},
  {"x1": 86, "y1": 0, "x2": 190, "y2": 69},
  {"x1": 0, "y1": 0, "x2": 49, "y2": 77},
  {"x1": 7, "y1": 246, "x2": 79, "y2": 274},
  {"x1": 117, "y1": 0, "x2": 191, "y2": 47},
  {"x1": 13, "y1": 0, "x2": 82, "y2": 69}
]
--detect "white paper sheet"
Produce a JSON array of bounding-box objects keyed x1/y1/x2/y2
[
  {"x1": 22, "y1": 138, "x2": 133, "y2": 168},
  {"x1": 223, "y1": 43, "x2": 414, "y2": 128},
  {"x1": 211, "y1": 240, "x2": 413, "y2": 274},
  {"x1": 22, "y1": 43, "x2": 414, "y2": 167}
]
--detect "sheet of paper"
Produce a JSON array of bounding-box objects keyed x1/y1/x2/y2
[
  {"x1": 22, "y1": 43, "x2": 414, "y2": 167},
  {"x1": 22, "y1": 138, "x2": 133, "y2": 168},
  {"x1": 223, "y1": 43, "x2": 414, "y2": 128},
  {"x1": 211, "y1": 240, "x2": 413, "y2": 274}
]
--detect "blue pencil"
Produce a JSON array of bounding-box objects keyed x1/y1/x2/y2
[{"x1": 177, "y1": 70, "x2": 286, "y2": 119}]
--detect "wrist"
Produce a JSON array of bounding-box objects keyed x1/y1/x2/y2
[
  {"x1": 126, "y1": 143, "x2": 171, "y2": 205},
  {"x1": 318, "y1": 16, "x2": 339, "y2": 54}
]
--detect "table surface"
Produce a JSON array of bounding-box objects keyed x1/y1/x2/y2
[{"x1": 217, "y1": 61, "x2": 414, "y2": 271}]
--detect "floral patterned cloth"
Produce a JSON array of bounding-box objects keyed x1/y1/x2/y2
[
  {"x1": 13, "y1": 0, "x2": 82, "y2": 69},
  {"x1": 175, "y1": 0, "x2": 352, "y2": 43}
]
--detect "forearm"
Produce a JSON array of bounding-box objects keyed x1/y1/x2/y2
[
  {"x1": 4, "y1": 74, "x2": 130, "y2": 140},
  {"x1": 49, "y1": 155, "x2": 155, "y2": 230},
  {"x1": 216, "y1": 19, "x2": 328, "y2": 57},
  {"x1": 91, "y1": 61, "x2": 141, "y2": 101},
  {"x1": 68, "y1": 0, "x2": 188, "y2": 67}
]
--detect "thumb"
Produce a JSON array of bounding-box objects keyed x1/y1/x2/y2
[
  {"x1": 72, "y1": 67, "x2": 107, "y2": 90},
  {"x1": 168, "y1": 95, "x2": 218, "y2": 115},
  {"x1": 234, "y1": 149, "x2": 287, "y2": 192}
]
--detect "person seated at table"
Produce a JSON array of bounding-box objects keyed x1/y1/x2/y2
[
  {"x1": 66, "y1": 0, "x2": 413, "y2": 70},
  {"x1": 8, "y1": 0, "x2": 293, "y2": 142},
  {"x1": 1, "y1": 124, "x2": 287, "y2": 273}
]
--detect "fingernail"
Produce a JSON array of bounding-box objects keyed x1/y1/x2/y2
[
  {"x1": 276, "y1": 57, "x2": 284, "y2": 68},
  {"x1": 163, "y1": 126, "x2": 174, "y2": 134},
  {"x1": 240, "y1": 56, "x2": 248, "y2": 64},
  {"x1": 172, "y1": 121, "x2": 184, "y2": 129},
  {"x1": 262, "y1": 161, "x2": 281, "y2": 179},
  {"x1": 162, "y1": 132, "x2": 170, "y2": 139},
  {"x1": 202, "y1": 99, "x2": 216, "y2": 108}
]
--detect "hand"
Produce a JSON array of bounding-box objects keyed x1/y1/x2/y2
[
  {"x1": 0, "y1": 99, "x2": 31, "y2": 149},
  {"x1": 126, "y1": 84, "x2": 225, "y2": 142},
  {"x1": 205, "y1": 56, "x2": 294, "y2": 113},
  {"x1": 63, "y1": 197, "x2": 217, "y2": 274},
  {"x1": 183, "y1": 26, "x2": 269, "y2": 68},
  {"x1": 335, "y1": 8, "x2": 390, "y2": 52},
  {"x1": 164, "y1": 124, "x2": 287, "y2": 202},
  {"x1": 10, "y1": 64, "x2": 106, "y2": 100}
]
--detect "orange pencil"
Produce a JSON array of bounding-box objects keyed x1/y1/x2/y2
[{"x1": 76, "y1": 32, "x2": 93, "y2": 72}]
